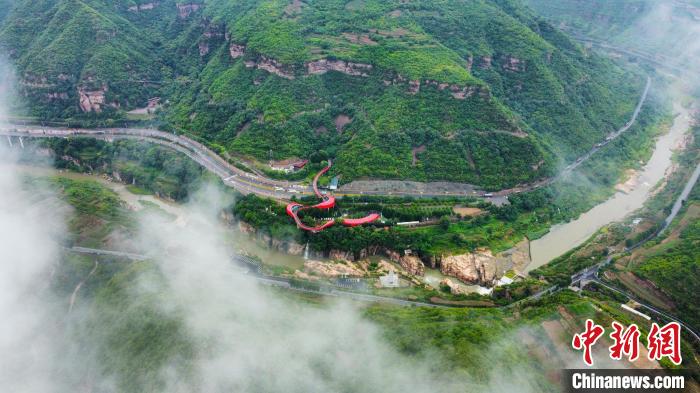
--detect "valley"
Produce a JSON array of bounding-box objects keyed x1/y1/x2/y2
[{"x1": 1, "y1": 1, "x2": 699, "y2": 392}]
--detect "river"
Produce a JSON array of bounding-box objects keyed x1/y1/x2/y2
[{"x1": 527, "y1": 103, "x2": 693, "y2": 271}]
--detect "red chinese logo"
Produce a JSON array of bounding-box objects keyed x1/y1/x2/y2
[
  {"x1": 609, "y1": 321, "x2": 640, "y2": 362},
  {"x1": 572, "y1": 319, "x2": 605, "y2": 366},
  {"x1": 647, "y1": 322, "x2": 682, "y2": 365},
  {"x1": 572, "y1": 320, "x2": 683, "y2": 366}
]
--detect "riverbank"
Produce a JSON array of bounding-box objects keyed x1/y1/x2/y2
[{"x1": 527, "y1": 102, "x2": 694, "y2": 271}]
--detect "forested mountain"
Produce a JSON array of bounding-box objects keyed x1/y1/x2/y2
[{"x1": 0, "y1": 0, "x2": 645, "y2": 188}]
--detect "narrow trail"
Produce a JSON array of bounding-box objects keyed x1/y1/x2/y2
[{"x1": 68, "y1": 260, "x2": 98, "y2": 313}]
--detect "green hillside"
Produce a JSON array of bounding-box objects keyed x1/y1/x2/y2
[{"x1": 0, "y1": 0, "x2": 645, "y2": 188}]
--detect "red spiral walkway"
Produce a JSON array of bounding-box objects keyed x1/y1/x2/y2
[{"x1": 286, "y1": 160, "x2": 380, "y2": 232}]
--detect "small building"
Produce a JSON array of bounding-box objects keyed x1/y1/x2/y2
[
  {"x1": 270, "y1": 158, "x2": 309, "y2": 173},
  {"x1": 495, "y1": 276, "x2": 514, "y2": 287},
  {"x1": 329, "y1": 176, "x2": 339, "y2": 190},
  {"x1": 293, "y1": 159, "x2": 309, "y2": 170},
  {"x1": 379, "y1": 270, "x2": 400, "y2": 288}
]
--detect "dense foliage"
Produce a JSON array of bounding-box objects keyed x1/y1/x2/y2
[
  {"x1": 41, "y1": 138, "x2": 205, "y2": 201},
  {"x1": 0, "y1": 0, "x2": 644, "y2": 189}
]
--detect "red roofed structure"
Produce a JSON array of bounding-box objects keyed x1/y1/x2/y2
[{"x1": 293, "y1": 159, "x2": 309, "y2": 169}]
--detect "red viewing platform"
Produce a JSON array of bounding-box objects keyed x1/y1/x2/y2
[{"x1": 285, "y1": 160, "x2": 379, "y2": 232}]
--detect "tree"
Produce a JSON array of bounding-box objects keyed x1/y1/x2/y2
[{"x1": 439, "y1": 215, "x2": 451, "y2": 230}]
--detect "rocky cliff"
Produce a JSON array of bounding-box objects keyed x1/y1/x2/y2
[{"x1": 440, "y1": 251, "x2": 500, "y2": 285}]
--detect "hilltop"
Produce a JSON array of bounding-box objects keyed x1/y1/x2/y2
[{"x1": 0, "y1": 0, "x2": 645, "y2": 189}]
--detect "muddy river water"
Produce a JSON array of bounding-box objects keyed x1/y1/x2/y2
[{"x1": 527, "y1": 103, "x2": 693, "y2": 272}]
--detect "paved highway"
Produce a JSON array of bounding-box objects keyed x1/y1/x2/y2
[
  {"x1": 0, "y1": 126, "x2": 313, "y2": 200},
  {"x1": 0, "y1": 76, "x2": 651, "y2": 201}
]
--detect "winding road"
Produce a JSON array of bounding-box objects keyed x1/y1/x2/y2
[{"x1": 0, "y1": 76, "x2": 651, "y2": 201}]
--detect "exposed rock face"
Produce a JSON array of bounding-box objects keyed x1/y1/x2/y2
[
  {"x1": 399, "y1": 255, "x2": 425, "y2": 276},
  {"x1": 226, "y1": 50, "x2": 485, "y2": 102},
  {"x1": 128, "y1": 2, "x2": 159, "y2": 12},
  {"x1": 78, "y1": 85, "x2": 107, "y2": 113},
  {"x1": 46, "y1": 92, "x2": 69, "y2": 100},
  {"x1": 306, "y1": 59, "x2": 373, "y2": 77},
  {"x1": 502, "y1": 55, "x2": 525, "y2": 72},
  {"x1": 176, "y1": 3, "x2": 201, "y2": 18},
  {"x1": 440, "y1": 250, "x2": 498, "y2": 285},
  {"x1": 384, "y1": 249, "x2": 401, "y2": 263},
  {"x1": 21, "y1": 75, "x2": 53, "y2": 88},
  {"x1": 383, "y1": 76, "x2": 488, "y2": 100},
  {"x1": 334, "y1": 114, "x2": 352, "y2": 133},
  {"x1": 237, "y1": 221, "x2": 256, "y2": 235},
  {"x1": 408, "y1": 79, "x2": 420, "y2": 94},
  {"x1": 271, "y1": 238, "x2": 305, "y2": 256},
  {"x1": 257, "y1": 57, "x2": 295, "y2": 79},
  {"x1": 480, "y1": 56, "x2": 492, "y2": 69},
  {"x1": 198, "y1": 41, "x2": 210, "y2": 56},
  {"x1": 304, "y1": 260, "x2": 364, "y2": 278},
  {"x1": 229, "y1": 44, "x2": 246, "y2": 59},
  {"x1": 449, "y1": 85, "x2": 478, "y2": 100},
  {"x1": 203, "y1": 26, "x2": 225, "y2": 39},
  {"x1": 328, "y1": 249, "x2": 354, "y2": 262}
]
